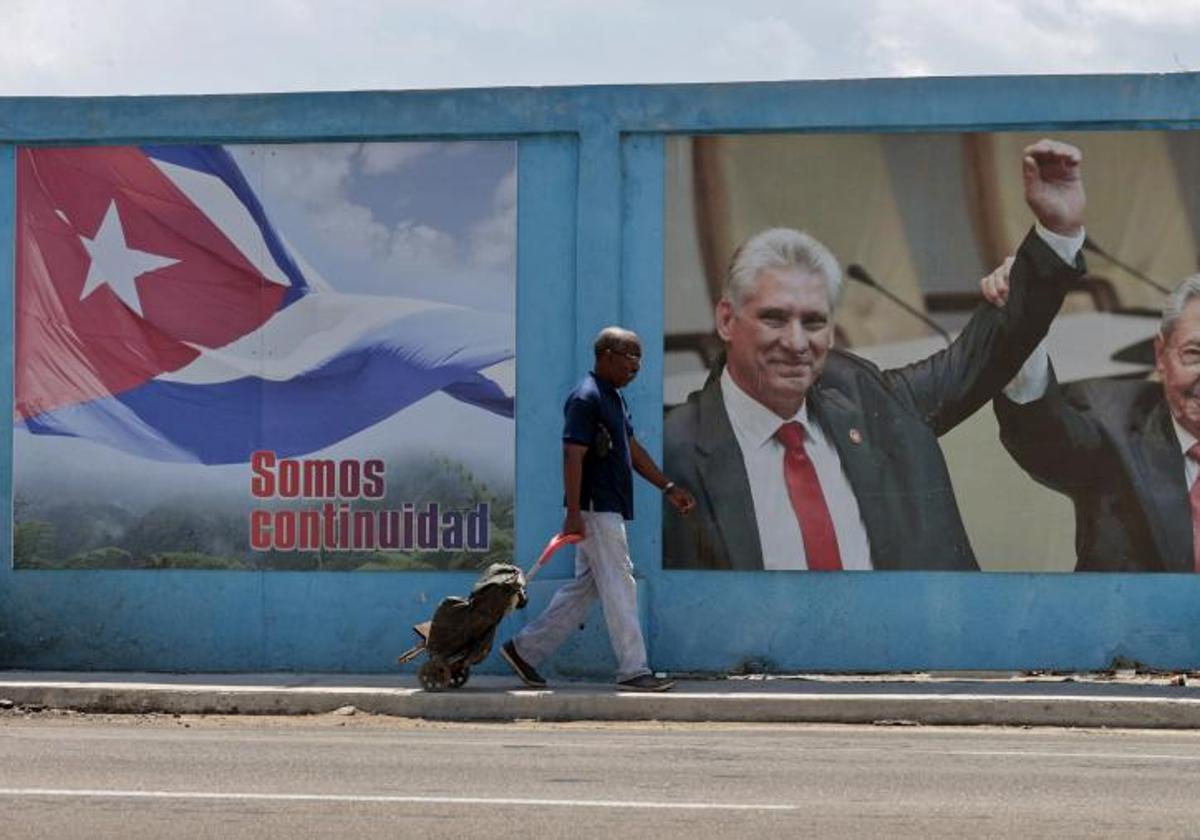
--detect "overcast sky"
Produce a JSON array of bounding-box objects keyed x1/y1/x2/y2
[{"x1": 2, "y1": 0, "x2": 1198, "y2": 96}]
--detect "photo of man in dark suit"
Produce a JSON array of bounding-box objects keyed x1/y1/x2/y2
[
  {"x1": 663, "y1": 140, "x2": 1088, "y2": 571},
  {"x1": 989, "y1": 270, "x2": 1200, "y2": 572}
]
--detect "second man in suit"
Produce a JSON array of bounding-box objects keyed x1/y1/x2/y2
[{"x1": 988, "y1": 265, "x2": 1200, "y2": 572}]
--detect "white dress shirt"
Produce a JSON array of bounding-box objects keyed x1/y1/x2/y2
[
  {"x1": 1003, "y1": 224, "x2": 1087, "y2": 404},
  {"x1": 720, "y1": 368, "x2": 873, "y2": 570},
  {"x1": 1172, "y1": 419, "x2": 1199, "y2": 490}
]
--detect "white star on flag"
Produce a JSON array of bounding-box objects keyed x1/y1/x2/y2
[{"x1": 79, "y1": 200, "x2": 179, "y2": 316}]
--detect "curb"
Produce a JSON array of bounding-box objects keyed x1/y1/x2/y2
[{"x1": 3, "y1": 682, "x2": 1200, "y2": 729}]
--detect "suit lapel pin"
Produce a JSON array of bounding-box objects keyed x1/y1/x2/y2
[{"x1": 848, "y1": 428, "x2": 863, "y2": 445}]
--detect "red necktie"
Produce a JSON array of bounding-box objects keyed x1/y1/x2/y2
[
  {"x1": 776, "y1": 421, "x2": 842, "y2": 571},
  {"x1": 1189, "y1": 443, "x2": 1200, "y2": 572}
]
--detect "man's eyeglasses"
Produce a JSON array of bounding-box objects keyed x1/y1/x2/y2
[{"x1": 605, "y1": 348, "x2": 642, "y2": 362}]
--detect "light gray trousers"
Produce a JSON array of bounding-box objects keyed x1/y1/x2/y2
[{"x1": 512, "y1": 510, "x2": 650, "y2": 683}]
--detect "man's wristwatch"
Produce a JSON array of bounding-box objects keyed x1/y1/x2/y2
[{"x1": 661, "y1": 481, "x2": 676, "y2": 494}]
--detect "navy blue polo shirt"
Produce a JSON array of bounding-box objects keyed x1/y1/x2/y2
[{"x1": 562, "y1": 372, "x2": 635, "y2": 520}]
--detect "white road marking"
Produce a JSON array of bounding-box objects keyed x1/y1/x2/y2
[
  {"x1": 806, "y1": 746, "x2": 1200, "y2": 762},
  {"x1": 919, "y1": 749, "x2": 1200, "y2": 762},
  {"x1": 0, "y1": 788, "x2": 796, "y2": 811}
]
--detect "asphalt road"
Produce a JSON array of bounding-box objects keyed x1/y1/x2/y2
[{"x1": 2, "y1": 712, "x2": 1199, "y2": 838}]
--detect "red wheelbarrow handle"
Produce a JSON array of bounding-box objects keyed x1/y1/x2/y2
[{"x1": 525, "y1": 532, "x2": 583, "y2": 581}]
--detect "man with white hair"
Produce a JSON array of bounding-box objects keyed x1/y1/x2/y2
[
  {"x1": 663, "y1": 140, "x2": 1087, "y2": 571},
  {"x1": 991, "y1": 271, "x2": 1200, "y2": 572}
]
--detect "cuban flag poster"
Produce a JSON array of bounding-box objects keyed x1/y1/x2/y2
[{"x1": 14, "y1": 141, "x2": 516, "y2": 571}]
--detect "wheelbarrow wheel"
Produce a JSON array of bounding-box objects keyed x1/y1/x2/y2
[
  {"x1": 449, "y1": 664, "x2": 470, "y2": 688},
  {"x1": 418, "y1": 659, "x2": 451, "y2": 691}
]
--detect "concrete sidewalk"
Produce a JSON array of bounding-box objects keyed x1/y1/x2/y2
[{"x1": 2, "y1": 670, "x2": 1200, "y2": 729}]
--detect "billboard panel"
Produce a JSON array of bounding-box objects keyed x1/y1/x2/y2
[
  {"x1": 664, "y1": 130, "x2": 1200, "y2": 572},
  {"x1": 14, "y1": 141, "x2": 516, "y2": 571}
]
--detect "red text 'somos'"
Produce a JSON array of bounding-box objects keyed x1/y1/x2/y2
[{"x1": 250, "y1": 450, "x2": 385, "y2": 499}]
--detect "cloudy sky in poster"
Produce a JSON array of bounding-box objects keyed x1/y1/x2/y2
[{"x1": 229, "y1": 143, "x2": 516, "y2": 311}]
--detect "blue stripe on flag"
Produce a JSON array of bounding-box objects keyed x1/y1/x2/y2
[{"x1": 23, "y1": 310, "x2": 515, "y2": 464}]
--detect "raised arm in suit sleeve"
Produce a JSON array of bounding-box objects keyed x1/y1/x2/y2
[
  {"x1": 879, "y1": 139, "x2": 1086, "y2": 433},
  {"x1": 880, "y1": 229, "x2": 1083, "y2": 436}
]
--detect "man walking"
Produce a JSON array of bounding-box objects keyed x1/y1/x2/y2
[{"x1": 502, "y1": 327, "x2": 696, "y2": 691}]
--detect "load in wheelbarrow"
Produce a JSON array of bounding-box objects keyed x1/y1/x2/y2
[{"x1": 396, "y1": 533, "x2": 580, "y2": 691}]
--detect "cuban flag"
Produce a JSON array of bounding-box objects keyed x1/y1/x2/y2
[{"x1": 16, "y1": 145, "x2": 514, "y2": 465}]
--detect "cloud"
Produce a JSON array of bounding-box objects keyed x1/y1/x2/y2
[
  {"x1": 231, "y1": 141, "x2": 514, "y2": 305},
  {"x1": 862, "y1": 0, "x2": 1199, "y2": 76},
  {"x1": 3, "y1": 2, "x2": 65, "y2": 73},
  {"x1": 469, "y1": 166, "x2": 517, "y2": 271},
  {"x1": 252, "y1": 144, "x2": 358, "y2": 208},
  {"x1": 309, "y1": 201, "x2": 393, "y2": 263},
  {"x1": 703, "y1": 17, "x2": 816, "y2": 80},
  {"x1": 864, "y1": 1, "x2": 1099, "y2": 76},
  {"x1": 359, "y1": 143, "x2": 438, "y2": 175},
  {"x1": 234, "y1": 143, "x2": 392, "y2": 261},
  {"x1": 3, "y1": 2, "x2": 1191, "y2": 96},
  {"x1": 1082, "y1": 0, "x2": 1200, "y2": 26},
  {"x1": 386, "y1": 221, "x2": 458, "y2": 271}
]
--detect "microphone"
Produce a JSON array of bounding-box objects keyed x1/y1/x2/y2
[
  {"x1": 845, "y1": 264, "x2": 951, "y2": 346},
  {"x1": 1082, "y1": 236, "x2": 1171, "y2": 295}
]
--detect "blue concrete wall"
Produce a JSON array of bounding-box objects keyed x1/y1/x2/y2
[{"x1": 2, "y1": 74, "x2": 1200, "y2": 673}]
